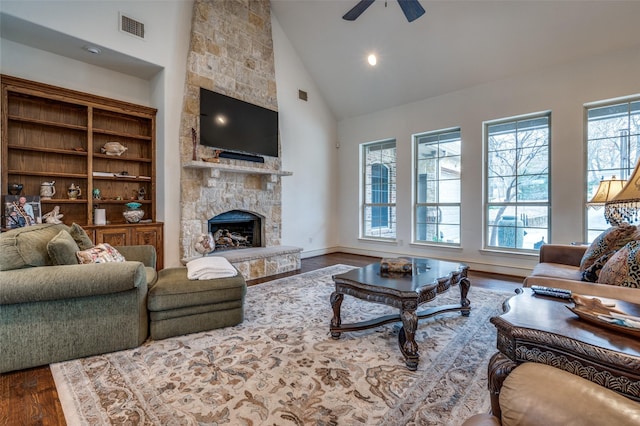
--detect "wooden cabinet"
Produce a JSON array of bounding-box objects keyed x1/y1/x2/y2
[
  {"x1": 1, "y1": 75, "x2": 163, "y2": 268},
  {"x1": 86, "y1": 222, "x2": 163, "y2": 270}
]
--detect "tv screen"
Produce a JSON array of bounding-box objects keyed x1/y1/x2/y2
[{"x1": 199, "y1": 88, "x2": 279, "y2": 158}]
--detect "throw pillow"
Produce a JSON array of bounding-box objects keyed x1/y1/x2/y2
[
  {"x1": 47, "y1": 230, "x2": 80, "y2": 265},
  {"x1": 76, "y1": 243, "x2": 126, "y2": 264},
  {"x1": 579, "y1": 224, "x2": 637, "y2": 272},
  {"x1": 581, "y1": 251, "x2": 616, "y2": 282},
  {"x1": 69, "y1": 223, "x2": 94, "y2": 250},
  {"x1": 597, "y1": 241, "x2": 640, "y2": 288}
]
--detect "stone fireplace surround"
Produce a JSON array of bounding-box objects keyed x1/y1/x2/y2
[{"x1": 178, "y1": 1, "x2": 301, "y2": 280}]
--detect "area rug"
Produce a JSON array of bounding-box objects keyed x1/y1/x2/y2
[{"x1": 51, "y1": 265, "x2": 513, "y2": 426}]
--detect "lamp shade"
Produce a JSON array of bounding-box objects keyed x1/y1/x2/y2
[
  {"x1": 605, "y1": 158, "x2": 640, "y2": 224},
  {"x1": 587, "y1": 176, "x2": 626, "y2": 206}
]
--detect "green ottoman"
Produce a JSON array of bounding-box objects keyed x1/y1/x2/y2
[{"x1": 148, "y1": 267, "x2": 247, "y2": 340}]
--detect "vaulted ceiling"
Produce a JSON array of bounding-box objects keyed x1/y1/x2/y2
[{"x1": 270, "y1": 0, "x2": 640, "y2": 120}]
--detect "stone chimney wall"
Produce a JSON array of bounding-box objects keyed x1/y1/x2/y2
[{"x1": 179, "y1": 0, "x2": 282, "y2": 260}]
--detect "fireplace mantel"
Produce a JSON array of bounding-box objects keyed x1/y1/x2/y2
[{"x1": 184, "y1": 160, "x2": 292, "y2": 188}]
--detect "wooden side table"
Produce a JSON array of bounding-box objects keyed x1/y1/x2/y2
[{"x1": 488, "y1": 288, "x2": 640, "y2": 414}]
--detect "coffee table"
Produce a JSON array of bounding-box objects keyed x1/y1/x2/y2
[
  {"x1": 488, "y1": 288, "x2": 640, "y2": 413},
  {"x1": 329, "y1": 258, "x2": 470, "y2": 370}
]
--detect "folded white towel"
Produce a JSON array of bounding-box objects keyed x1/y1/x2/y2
[{"x1": 186, "y1": 256, "x2": 238, "y2": 280}]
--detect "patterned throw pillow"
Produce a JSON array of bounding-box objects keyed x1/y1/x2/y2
[
  {"x1": 581, "y1": 251, "x2": 616, "y2": 282},
  {"x1": 76, "y1": 243, "x2": 126, "y2": 264},
  {"x1": 597, "y1": 241, "x2": 640, "y2": 288},
  {"x1": 579, "y1": 224, "x2": 637, "y2": 272},
  {"x1": 47, "y1": 230, "x2": 80, "y2": 265}
]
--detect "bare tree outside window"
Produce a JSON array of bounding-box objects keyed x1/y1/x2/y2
[{"x1": 485, "y1": 114, "x2": 550, "y2": 251}]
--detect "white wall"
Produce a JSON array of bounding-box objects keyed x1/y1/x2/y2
[
  {"x1": 271, "y1": 16, "x2": 340, "y2": 256},
  {"x1": 337, "y1": 45, "x2": 640, "y2": 276},
  {"x1": 0, "y1": 0, "x2": 193, "y2": 267}
]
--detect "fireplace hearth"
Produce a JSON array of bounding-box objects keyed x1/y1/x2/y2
[{"x1": 208, "y1": 210, "x2": 262, "y2": 251}]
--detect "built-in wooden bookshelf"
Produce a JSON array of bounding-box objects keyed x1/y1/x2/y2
[{"x1": 1, "y1": 75, "x2": 163, "y2": 268}]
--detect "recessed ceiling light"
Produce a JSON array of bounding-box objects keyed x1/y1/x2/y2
[
  {"x1": 84, "y1": 45, "x2": 102, "y2": 55},
  {"x1": 367, "y1": 54, "x2": 377, "y2": 66}
]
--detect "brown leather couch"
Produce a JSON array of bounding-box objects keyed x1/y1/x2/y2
[
  {"x1": 523, "y1": 244, "x2": 640, "y2": 304},
  {"x1": 462, "y1": 362, "x2": 640, "y2": 426}
]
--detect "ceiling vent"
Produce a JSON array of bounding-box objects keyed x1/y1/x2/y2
[{"x1": 119, "y1": 13, "x2": 145, "y2": 39}]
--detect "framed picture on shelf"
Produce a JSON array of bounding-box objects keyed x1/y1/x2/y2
[{"x1": 3, "y1": 195, "x2": 42, "y2": 229}]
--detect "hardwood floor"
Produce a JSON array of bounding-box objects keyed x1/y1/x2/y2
[{"x1": 0, "y1": 253, "x2": 523, "y2": 426}]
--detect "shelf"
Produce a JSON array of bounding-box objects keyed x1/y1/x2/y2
[
  {"x1": 8, "y1": 145, "x2": 88, "y2": 157},
  {"x1": 92, "y1": 176, "x2": 151, "y2": 183},
  {"x1": 93, "y1": 128, "x2": 152, "y2": 140},
  {"x1": 8, "y1": 170, "x2": 88, "y2": 179},
  {"x1": 40, "y1": 199, "x2": 88, "y2": 204},
  {"x1": 93, "y1": 153, "x2": 152, "y2": 162},
  {"x1": 8, "y1": 114, "x2": 87, "y2": 131},
  {"x1": 183, "y1": 160, "x2": 293, "y2": 176},
  {"x1": 93, "y1": 199, "x2": 152, "y2": 204}
]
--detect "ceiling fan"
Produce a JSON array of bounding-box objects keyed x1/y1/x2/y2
[{"x1": 343, "y1": 0, "x2": 425, "y2": 23}]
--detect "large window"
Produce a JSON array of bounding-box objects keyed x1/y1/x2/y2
[
  {"x1": 414, "y1": 128, "x2": 461, "y2": 245},
  {"x1": 585, "y1": 98, "x2": 640, "y2": 240},
  {"x1": 485, "y1": 113, "x2": 550, "y2": 251},
  {"x1": 362, "y1": 140, "x2": 396, "y2": 239}
]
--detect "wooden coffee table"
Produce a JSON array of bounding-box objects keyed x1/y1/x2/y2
[
  {"x1": 329, "y1": 258, "x2": 470, "y2": 370},
  {"x1": 488, "y1": 288, "x2": 640, "y2": 413}
]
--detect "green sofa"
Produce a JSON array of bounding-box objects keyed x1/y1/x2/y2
[{"x1": 0, "y1": 223, "x2": 157, "y2": 373}]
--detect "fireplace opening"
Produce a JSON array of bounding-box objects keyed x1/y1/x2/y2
[{"x1": 208, "y1": 210, "x2": 262, "y2": 251}]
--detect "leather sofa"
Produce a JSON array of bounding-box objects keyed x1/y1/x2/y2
[
  {"x1": 0, "y1": 223, "x2": 157, "y2": 373},
  {"x1": 523, "y1": 243, "x2": 640, "y2": 304},
  {"x1": 462, "y1": 362, "x2": 640, "y2": 426}
]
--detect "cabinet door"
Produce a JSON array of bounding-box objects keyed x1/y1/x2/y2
[
  {"x1": 95, "y1": 227, "x2": 131, "y2": 247},
  {"x1": 132, "y1": 224, "x2": 163, "y2": 270}
]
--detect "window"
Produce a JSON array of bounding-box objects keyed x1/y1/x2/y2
[
  {"x1": 485, "y1": 113, "x2": 550, "y2": 251},
  {"x1": 414, "y1": 128, "x2": 461, "y2": 245},
  {"x1": 362, "y1": 140, "x2": 396, "y2": 239},
  {"x1": 585, "y1": 98, "x2": 640, "y2": 241}
]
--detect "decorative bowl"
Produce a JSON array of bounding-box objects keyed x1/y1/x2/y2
[
  {"x1": 123, "y1": 208, "x2": 145, "y2": 223},
  {"x1": 125, "y1": 202, "x2": 142, "y2": 209}
]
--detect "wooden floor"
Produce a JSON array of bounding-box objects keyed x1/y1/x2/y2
[{"x1": 0, "y1": 253, "x2": 523, "y2": 426}]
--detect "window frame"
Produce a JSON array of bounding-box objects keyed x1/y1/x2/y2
[
  {"x1": 483, "y1": 111, "x2": 551, "y2": 253},
  {"x1": 413, "y1": 127, "x2": 462, "y2": 246},
  {"x1": 584, "y1": 96, "x2": 640, "y2": 242},
  {"x1": 360, "y1": 139, "x2": 397, "y2": 241}
]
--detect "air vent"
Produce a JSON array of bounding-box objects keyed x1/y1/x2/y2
[
  {"x1": 119, "y1": 13, "x2": 145, "y2": 39},
  {"x1": 298, "y1": 90, "x2": 308, "y2": 101}
]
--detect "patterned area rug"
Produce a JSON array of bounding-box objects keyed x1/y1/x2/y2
[{"x1": 51, "y1": 265, "x2": 513, "y2": 425}]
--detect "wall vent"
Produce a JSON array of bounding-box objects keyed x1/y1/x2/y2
[
  {"x1": 119, "y1": 13, "x2": 145, "y2": 39},
  {"x1": 298, "y1": 90, "x2": 308, "y2": 101}
]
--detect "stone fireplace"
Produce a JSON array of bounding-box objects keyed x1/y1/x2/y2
[{"x1": 178, "y1": 1, "x2": 301, "y2": 280}]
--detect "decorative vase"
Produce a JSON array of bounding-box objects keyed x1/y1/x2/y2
[{"x1": 123, "y1": 202, "x2": 144, "y2": 223}]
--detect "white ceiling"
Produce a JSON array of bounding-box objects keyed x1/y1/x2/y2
[{"x1": 270, "y1": 0, "x2": 640, "y2": 120}]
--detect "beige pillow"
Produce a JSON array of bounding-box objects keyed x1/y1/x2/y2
[
  {"x1": 69, "y1": 223, "x2": 94, "y2": 250},
  {"x1": 76, "y1": 243, "x2": 126, "y2": 264},
  {"x1": 47, "y1": 230, "x2": 80, "y2": 265},
  {"x1": 579, "y1": 224, "x2": 637, "y2": 272}
]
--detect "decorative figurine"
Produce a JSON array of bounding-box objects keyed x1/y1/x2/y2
[
  {"x1": 67, "y1": 183, "x2": 82, "y2": 199},
  {"x1": 101, "y1": 141, "x2": 128, "y2": 156},
  {"x1": 194, "y1": 233, "x2": 215, "y2": 256},
  {"x1": 191, "y1": 127, "x2": 198, "y2": 161},
  {"x1": 8, "y1": 183, "x2": 23, "y2": 195},
  {"x1": 42, "y1": 206, "x2": 64, "y2": 224},
  {"x1": 137, "y1": 187, "x2": 146, "y2": 200},
  {"x1": 40, "y1": 181, "x2": 56, "y2": 200},
  {"x1": 92, "y1": 188, "x2": 101, "y2": 199}
]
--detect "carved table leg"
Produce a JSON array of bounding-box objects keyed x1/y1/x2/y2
[
  {"x1": 398, "y1": 304, "x2": 419, "y2": 370},
  {"x1": 330, "y1": 291, "x2": 344, "y2": 339},
  {"x1": 487, "y1": 352, "x2": 518, "y2": 418},
  {"x1": 459, "y1": 277, "x2": 471, "y2": 317}
]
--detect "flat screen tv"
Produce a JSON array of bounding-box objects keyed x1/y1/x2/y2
[{"x1": 199, "y1": 87, "x2": 279, "y2": 158}]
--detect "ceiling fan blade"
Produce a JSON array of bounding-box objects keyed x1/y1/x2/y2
[
  {"x1": 397, "y1": 0, "x2": 425, "y2": 22},
  {"x1": 342, "y1": 0, "x2": 376, "y2": 21}
]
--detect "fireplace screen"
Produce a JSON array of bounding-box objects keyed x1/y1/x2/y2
[{"x1": 208, "y1": 210, "x2": 262, "y2": 251}]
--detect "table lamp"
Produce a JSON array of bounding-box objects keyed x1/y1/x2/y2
[{"x1": 605, "y1": 158, "x2": 640, "y2": 225}]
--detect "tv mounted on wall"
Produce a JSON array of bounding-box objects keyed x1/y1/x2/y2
[{"x1": 199, "y1": 87, "x2": 279, "y2": 158}]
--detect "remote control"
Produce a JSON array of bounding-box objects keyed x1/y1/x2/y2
[{"x1": 530, "y1": 285, "x2": 572, "y2": 299}]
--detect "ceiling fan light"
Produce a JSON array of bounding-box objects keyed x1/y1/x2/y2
[{"x1": 367, "y1": 54, "x2": 377, "y2": 66}]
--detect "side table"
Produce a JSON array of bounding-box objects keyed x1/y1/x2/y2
[{"x1": 488, "y1": 288, "x2": 640, "y2": 415}]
